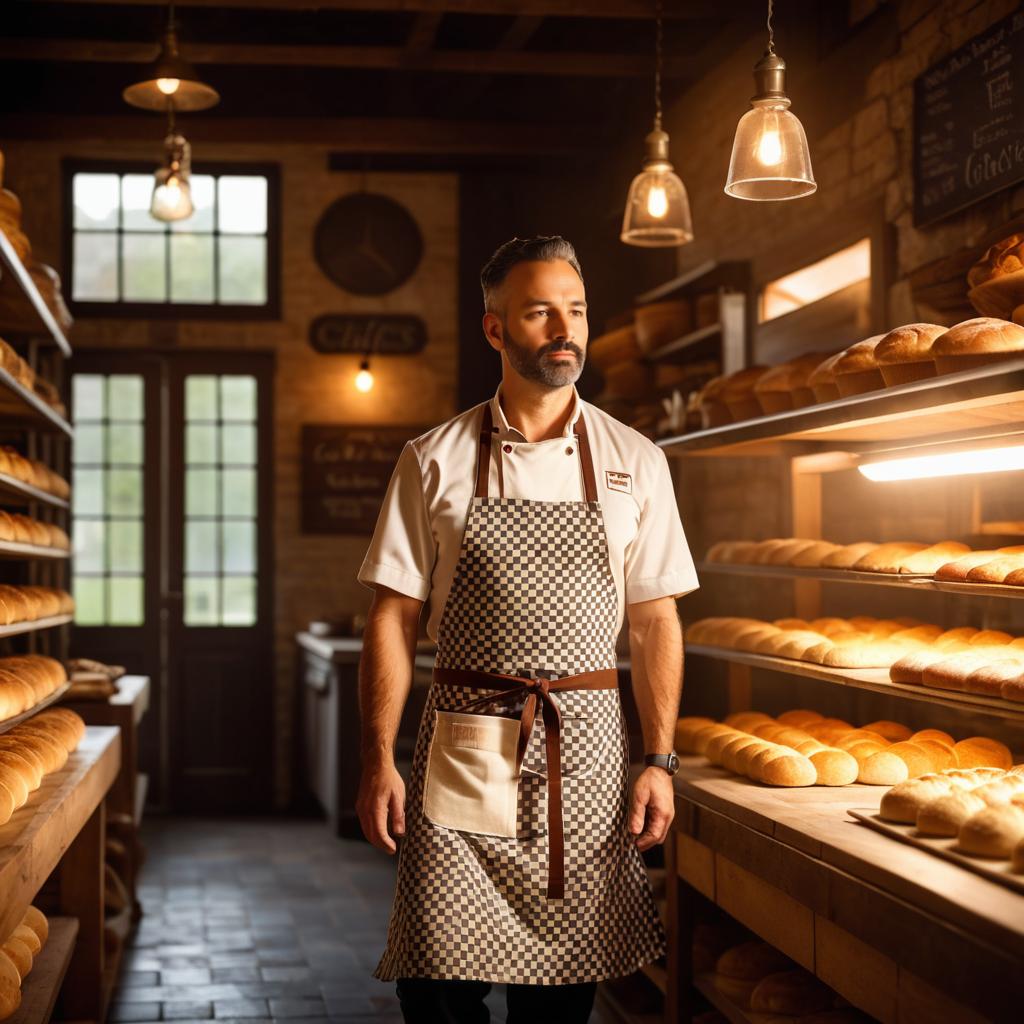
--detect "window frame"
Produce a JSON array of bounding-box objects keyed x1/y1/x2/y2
[{"x1": 61, "y1": 158, "x2": 282, "y2": 321}]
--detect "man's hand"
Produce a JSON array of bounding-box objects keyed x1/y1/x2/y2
[
  {"x1": 357, "y1": 760, "x2": 406, "y2": 854},
  {"x1": 628, "y1": 766, "x2": 675, "y2": 851}
]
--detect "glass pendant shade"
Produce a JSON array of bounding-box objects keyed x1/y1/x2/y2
[
  {"x1": 621, "y1": 129, "x2": 694, "y2": 247},
  {"x1": 725, "y1": 52, "x2": 815, "y2": 201},
  {"x1": 151, "y1": 134, "x2": 194, "y2": 222},
  {"x1": 124, "y1": 25, "x2": 219, "y2": 111}
]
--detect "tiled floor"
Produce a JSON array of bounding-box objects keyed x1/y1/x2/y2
[{"x1": 111, "y1": 818, "x2": 620, "y2": 1023}]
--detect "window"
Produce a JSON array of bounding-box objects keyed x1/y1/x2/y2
[
  {"x1": 64, "y1": 162, "x2": 279, "y2": 318},
  {"x1": 71, "y1": 374, "x2": 145, "y2": 626},
  {"x1": 760, "y1": 238, "x2": 871, "y2": 322},
  {"x1": 183, "y1": 374, "x2": 258, "y2": 627}
]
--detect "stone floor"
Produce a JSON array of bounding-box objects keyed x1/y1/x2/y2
[{"x1": 110, "y1": 817, "x2": 623, "y2": 1023}]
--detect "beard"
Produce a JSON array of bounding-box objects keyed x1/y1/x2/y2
[{"x1": 502, "y1": 323, "x2": 585, "y2": 387}]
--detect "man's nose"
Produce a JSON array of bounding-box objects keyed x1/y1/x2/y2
[{"x1": 549, "y1": 311, "x2": 572, "y2": 339}]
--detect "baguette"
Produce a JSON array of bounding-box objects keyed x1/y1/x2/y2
[{"x1": 852, "y1": 541, "x2": 926, "y2": 573}]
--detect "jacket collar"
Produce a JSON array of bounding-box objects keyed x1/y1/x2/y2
[{"x1": 490, "y1": 384, "x2": 582, "y2": 441}]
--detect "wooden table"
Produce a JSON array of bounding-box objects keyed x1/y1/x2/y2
[{"x1": 669, "y1": 758, "x2": 1024, "y2": 1023}]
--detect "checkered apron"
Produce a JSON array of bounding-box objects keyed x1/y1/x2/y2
[{"x1": 374, "y1": 405, "x2": 666, "y2": 985}]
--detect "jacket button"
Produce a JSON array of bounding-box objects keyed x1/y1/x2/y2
[
  {"x1": 565, "y1": 447, "x2": 574, "y2": 455},
  {"x1": 503, "y1": 444, "x2": 513, "y2": 453}
]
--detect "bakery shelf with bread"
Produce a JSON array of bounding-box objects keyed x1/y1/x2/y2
[
  {"x1": 0, "y1": 227, "x2": 71, "y2": 358},
  {"x1": 0, "y1": 361, "x2": 71, "y2": 438},
  {"x1": 1, "y1": 915, "x2": 76, "y2": 1024}
]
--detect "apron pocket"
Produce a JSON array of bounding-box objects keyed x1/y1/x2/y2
[{"x1": 422, "y1": 709, "x2": 521, "y2": 838}]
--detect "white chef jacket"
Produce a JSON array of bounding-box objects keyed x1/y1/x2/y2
[{"x1": 357, "y1": 384, "x2": 699, "y2": 640}]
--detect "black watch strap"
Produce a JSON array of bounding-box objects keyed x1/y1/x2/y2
[{"x1": 644, "y1": 752, "x2": 680, "y2": 775}]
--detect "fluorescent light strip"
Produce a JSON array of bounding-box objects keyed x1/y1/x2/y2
[{"x1": 858, "y1": 445, "x2": 1024, "y2": 482}]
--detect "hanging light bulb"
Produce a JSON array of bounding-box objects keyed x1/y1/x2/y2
[
  {"x1": 620, "y1": 0, "x2": 693, "y2": 247},
  {"x1": 355, "y1": 358, "x2": 374, "y2": 393},
  {"x1": 151, "y1": 129, "x2": 194, "y2": 222},
  {"x1": 725, "y1": 0, "x2": 815, "y2": 201}
]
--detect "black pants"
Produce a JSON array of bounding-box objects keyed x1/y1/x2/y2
[{"x1": 396, "y1": 976, "x2": 597, "y2": 1024}]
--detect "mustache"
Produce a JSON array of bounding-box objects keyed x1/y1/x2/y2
[{"x1": 540, "y1": 342, "x2": 583, "y2": 360}]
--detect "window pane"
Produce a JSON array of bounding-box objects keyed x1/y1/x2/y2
[
  {"x1": 73, "y1": 576, "x2": 106, "y2": 625},
  {"x1": 186, "y1": 520, "x2": 218, "y2": 573},
  {"x1": 72, "y1": 233, "x2": 118, "y2": 301},
  {"x1": 73, "y1": 174, "x2": 119, "y2": 230},
  {"x1": 186, "y1": 424, "x2": 218, "y2": 465},
  {"x1": 108, "y1": 423, "x2": 143, "y2": 464},
  {"x1": 170, "y1": 234, "x2": 215, "y2": 303},
  {"x1": 222, "y1": 468, "x2": 255, "y2": 516},
  {"x1": 108, "y1": 468, "x2": 142, "y2": 516},
  {"x1": 222, "y1": 520, "x2": 254, "y2": 573},
  {"x1": 73, "y1": 468, "x2": 104, "y2": 515},
  {"x1": 73, "y1": 519, "x2": 105, "y2": 573},
  {"x1": 220, "y1": 376, "x2": 256, "y2": 421},
  {"x1": 123, "y1": 233, "x2": 167, "y2": 302},
  {"x1": 109, "y1": 576, "x2": 144, "y2": 626},
  {"x1": 73, "y1": 424, "x2": 104, "y2": 464},
  {"x1": 122, "y1": 174, "x2": 161, "y2": 231},
  {"x1": 186, "y1": 468, "x2": 218, "y2": 515},
  {"x1": 218, "y1": 176, "x2": 267, "y2": 234},
  {"x1": 184, "y1": 576, "x2": 218, "y2": 626},
  {"x1": 171, "y1": 174, "x2": 215, "y2": 234},
  {"x1": 218, "y1": 236, "x2": 266, "y2": 304},
  {"x1": 72, "y1": 375, "x2": 105, "y2": 420},
  {"x1": 222, "y1": 424, "x2": 255, "y2": 464},
  {"x1": 186, "y1": 376, "x2": 218, "y2": 420},
  {"x1": 109, "y1": 520, "x2": 142, "y2": 572},
  {"x1": 222, "y1": 575, "x2": 256, "y2": 626},
  {"x1": 108, "y1": 376, "x2": 143, "y2": 420}
]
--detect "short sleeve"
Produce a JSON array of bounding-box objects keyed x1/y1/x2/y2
[
  {"x1": 356, "y1": 442, "x2": 435, "y2": 602},
  {"x1": 624, "y1": 447, "x2": 699, "y2": 605}
]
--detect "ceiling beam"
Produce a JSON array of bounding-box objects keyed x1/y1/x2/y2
[{"x1": 0, "y1": 38, "x2": 689, "y2": 77}]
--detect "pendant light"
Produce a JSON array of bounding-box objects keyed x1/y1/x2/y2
[
  {"x1": 620, "y1": 0, "x2": 693, "y2": 247},
  {"x1": 122, "y1": 2, "x2": 220, "y2": 112},
  {"x1": 355, "y1": 357, "x2": 374, "y2": 393},
  {"x1": 725, "y1": 0, "x2": 816, "y2": 201},
  {"x1": 151, "y1": 116, "x2": 194, "y2": 222}
]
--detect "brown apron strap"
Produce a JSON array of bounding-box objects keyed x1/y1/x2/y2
[
  {"x1": 574, "y1": 410, "x2": 598, "y2": 503},
  {"x1": 475, "y1": 404, "x2": 495, "y2": 499}
]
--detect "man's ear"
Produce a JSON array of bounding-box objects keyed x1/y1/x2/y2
[{"x1": 482, "y1": 312, "x2": 504, "y2": 353}]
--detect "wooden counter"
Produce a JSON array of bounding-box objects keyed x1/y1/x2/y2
[{"x1": 670, "y1": 758, "x2": 1024, "y2": 1022}]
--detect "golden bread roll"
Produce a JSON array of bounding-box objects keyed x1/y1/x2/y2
[
  {"x1": 693, "y1": 723, "x2": 736, "y2": 755},
  {"x1": 966, "y1": 554, "x2": 1024, "y2": 582},
  {"x1": 917, "y1": 791, "x2": 988, "y2": 836},
  {"x1": 721, "y1": 735, "x2": 763, "y2": 773},
  {"x1": 813, "y1": 641, "x2": 911, "y2": 669},
  {"x1": 885, "y1": 741, "x2": 939, "y2": 778},
  {"x1": 820, "y1": 541, "x2": 879, "y2": 568},
  {"x1": 807, "y1": 748, "x2": 858, "y2": 786},
  {"x1": 10, "y1": 728, "x2": 66, "y2": 773},
  {"x1": 0, "y1": 759, "x2": 28, "y2": 807},
  {"x1": 852, "y1": 542, "x2": 927, "y2": 573},
  {"x1": 788, "y1": 540, "x2": 841, "y2": 566},
  {"x1": 889, "y1": 648, "x2": 957, "y2": 685},
  {"x1": 735, "y1": 741, "x2": 776, "y2": 776},
  {"x1": 931, "y1": 317, "x2": 1024, "y2": 374},
  {"x1": 759, "y1": 753, "x2": 817, "y2": 787},
  {"x1": 705, "y1": 729, "x2": 745, "y2": 764},
  {"x1": 777, "y1": 709, "x2": 823, "y2": 728},
  {"x1": 897, "y1": 541, "x2": 971, "y2": 574},
  {"x1": 922, "y1": 652, "x2": 1003, "y2": 692},
  {"x1": 0, "y1": 949, "x2": 21, "y2": 1017},
  {"x1": 880, "y1": 776, "x2": 955, "y2": 823},
  {"x1": 964, "y1": 660, "x2": 1024, "y2": 696},
  {"x1": 675, "y1": 716, "x2": 717, "y2": 754},
  {"x1": 749, "y1": 969, "x2": 834, "y2": 1015},
  {"x1": 936, "y1": 627, "x2": 980, "y2": 646},
  {"x1": 973, "y1": 779, "x2": 1024, "y2": 805},
  {"x1": 723, "y1": 711, "x2": 773, "y2": 730},
  {"x1": 10, "y1": 924, "x2": 39, "y2": 957},
  {"x1": 0, "y1": 938, "x2": 30, "y2": 980},
  {"x1": 716, "y1": 940, "x2": 794, "y2": 981},
  {"x1": 970, "y1": 628, "x2": 1018, "y2": 646},
  {"x1": 833, "y1": 335, "x2": 887, "y2": 396},
  {"x1": 749, "y1": 539, "x2": 794, "y2": 564},
  {"x1": 858, "y1": 750, "x2": 910, "y2": 785},
  {"x1": 958, "y1": 803, "x2": 1024, "y2": 857},
  {"x1": 913, "y1": 739, "x2": 957, "y2": 771},
  {"x1": 954, "y1": 737, "x2": 1013, "y2": 770},
  {"x1": 862, "y1": 720, "x2": 912, "y2": 742},
  {"x1": 771, "y1": 631, "x2": 834, "y2": 660},
  {"x1": 874, "y1": 323, "x2": 946, "y2": 385},
  {"x1": 911, "y1": 728, "x2": 955, "y2": 746},
  {"x1": 735, "y1": 625, "x2": 783, "y2": 652},
  {"x1": 935, "y1": 551, "x2": 1004, "y2": 581},
  {"x1": 20, "y1": 906, "x2": 47, "y2": 947}
]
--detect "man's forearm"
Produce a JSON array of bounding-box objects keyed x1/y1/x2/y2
[
  {"x1": 628, "y1": 607, "x2": 684, "y2": 753},
  {"x1": 358, "y1": 604, "x2": 418, "y2": 766}
]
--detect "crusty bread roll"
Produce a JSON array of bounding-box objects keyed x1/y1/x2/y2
[
  {"x1": 911, "y1": 728, "x2": 955, "y2": 746},
  {"x1": 965, "y1": 554, "x2": 1024, "y2": 583},
  {"x1": 10, "y1": 924, "x2": 39, "y2": 957},
  {"x1": 954, "y1": 737, "x2": 1013, "y2": 770},
  {"x1": 0, "y1": 948, "x2": 21, "y2": 1018},
  {"x1": 720, "y1": 735, "x2": 764, "y2": 773},
  {"x1": 20, "y1": 906, "x2": 47, "y2": 947},
  {"x1": 754, "y1": 353, "x2": 833, "y2": 413},
  {"x1": 820, "y1": 542, "x2": 880, "y2": 568},
  {"x1": 884, "y1": 741, "x2": 940, "y2": 778},
  {"x1": 777, "y1": 709, "x2": 823, "y2": 728},
  {"x1": 874, "y1": 323, "x2": 946, "y2": 385},
  {"x1": 917, "y1": 790, "x2": 987, "y2": 836},
  {"x1": 898, "y1": 541, "x2": 971, "y2": 575},
  {"x1": 834, "y1": 335, "x2": 887, "y2": 396},
  {"x1": 761, "y1": 753, "x2": 817, "y2": 787},
  {"x1": 935, "y1": 551, "x2": 1003, "y2": 581},
  {"x1": 858, "y1": 750, "x2": 910, "y2": 785},
  {"x1": 0, "y1": 937, "x2": 30, "y2": 980},
  {"x1": 914, "y1": 739, "x2": 957, "y2": 771},
  {"x1": 880, "y1": 777, "x2": 955, "y2": 823},
  {"x1": 788, "y1": 540, "x2": 841, "y2": 566},
  {"x1": 807, "y1": 351, "x2": 846, "y2": 403},
  {"x1": 706, "y1": 729, "x2": 745, "y2": 764},
  {"x1": 852, "y1": 541, "x2": 927, "y2": 573},
  {"x1": 806, "y1": 748, "x2": 858, "y2": 786},
  {"x1": 0, "y1": 783, "x2": 14, "y2": 827},
  {"x1": 931, "y1": 317, "x2": 1024, "y2": 374},
  {"x1": 676, "y1": 716, "x2": 717, "y2": 754},
  {"x1": 964, "y1": 660, "x2": 1024, "y2": 696},
  {"x1": 922, "y1": 652, "x2": 1000, "y2": 692},
  {"x1": 958, "y1": 803, "x2": 1024, "y2": 857},
  {"x1": 812, "y1": 641, "x2": 911, "y2": 669},
  {"x1": 749, "y1": 969, "x2": 834, "y2": 1015},
  {"x1": 724, "y1": 711, "x2": 773, "y2": 730},
  {"x1": 862, "y1": 720, "x2": 913, "y2": 742}
]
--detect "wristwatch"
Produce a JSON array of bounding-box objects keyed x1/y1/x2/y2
[{"x1": 644, "y1": 752, "x2": 680, "y2": 776}]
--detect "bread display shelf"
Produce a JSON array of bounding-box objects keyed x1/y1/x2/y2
[
  {"x1": 0, "y1": 680, "x2": 70, "y2": 735},
  {"x1": 641, "y1": 322, "x2": 721, "y2": 365},
  {"x1": 693, "y1": 974, "x2": 765, "y2": 1024},
  {"x1": 0, "y1": 613, "x2": 72, "y2": 640},
  {"x1": 658, "y1": 358, "x2": 1024, "y2": 457},
  {"x1": 0, "y1": 726, "x2": 120, "y2": 941},
  {"x1": 697, "y1": 561, "x2": 937, "y2": 588},
  {"x1": 5, "y1": 916, "x2": 78, "y2": 1024},
  {"x1": 0, "y1": 472, "x2": 68, "y2": 510},
  {"x1": 0, "y1": 365, "x2": 72, "y2": 437},
  {"x1": 848, "y1": 808, "x2": 1024, "y2": 896},
  {"x1": 0, "y1": 539, "x2": 68, "y2": 561},
  {"x1": 0, "y1": 230, "x2": 72, "y2": 357},
  {"x1": 687, "y1": 644, "x2": 1024, "y2": 720}
]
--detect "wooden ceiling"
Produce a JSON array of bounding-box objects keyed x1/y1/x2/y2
[{"x1": 0, "y1": 0, "x2": 848, "y2": 155}]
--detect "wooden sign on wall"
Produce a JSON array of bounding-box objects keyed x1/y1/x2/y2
[
  {"x1": 309, "y1": 314, "x2": 427, "y2": 355},
  {"x1": 913, "y1": 10, "x2": 1024, "y2": 226},
  {"x1": 301, "y1": 424, "x2": 425, "y2": 534}
]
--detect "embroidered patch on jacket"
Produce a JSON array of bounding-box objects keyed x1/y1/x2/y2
[{"x1": 605, "y1": 470, "x2": 632, "y2": 494}]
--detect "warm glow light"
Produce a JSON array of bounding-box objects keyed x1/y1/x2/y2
[
  {"x1": 859, "y1": 445, "x2": 1024, "y2": 482},
  {"x1": 151, "y1": 174, "x2": 194, "y2": 221},
  {"x1": 761, "y1": 238, "x2": 871, "y2": 322},
  {"x1": 646, "y1": 185, "x2": 668, "y2": 218},
  {"x1": 757, "y1": 128, "x2": 782, "y2": 166},
  {"x1": 355, "y1": 363, "x2": 374, "y2": 393},
  {"x1": 157, "y1": 77, "x2": 181, "y2": 95}
]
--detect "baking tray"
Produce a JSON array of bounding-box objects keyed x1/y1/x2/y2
[
  {"x1": 930, "y1": 579, "x2": 1024, "y2": 600},
  {"x1": 698, "y1": 561, "x2": 934, "y2": 584},
  {"x1": 0, "y1": 680, "x2": 71, "y2": 735},
  {"x1": 849, "y1": 807, "x2": 1024, "y2": 895}
]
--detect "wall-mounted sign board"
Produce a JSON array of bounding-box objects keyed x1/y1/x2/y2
[
  {"x1": 301, "y1": 424, "x2": 426, "y2": 535},
  {"x1": 913, "y1": 10, "x2": 1024, "y2": 227},
  {"x1": 309, "y1": 314, "x2": 427, "y2": 355}
]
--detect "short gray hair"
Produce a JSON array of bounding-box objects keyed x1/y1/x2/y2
[{"x1": 480, "y1": 236, "x2": 584, "y2": 313}]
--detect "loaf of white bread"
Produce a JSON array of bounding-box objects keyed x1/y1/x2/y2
[
  {"x1": 0, "y1": 513, "x2": 69, "y2": 552},
  {"x1": 0, "y1": 708, "x2": 85, "y2": 824},
  {"x1": 676, "y1": 709, "x2": 1014, "y2": 788},
  {"x1": 0, "y1": 445, "x2": 69, "y2": 500},
  {"x1": 0, "y1": 905, "x2": 49, "y2": 1019},
  {"x1": 0, "y1": 587, "x2": 74, "y2": 628},
  {"x1": 0, "y1": 654, "x2": 69, "y2": 722}
]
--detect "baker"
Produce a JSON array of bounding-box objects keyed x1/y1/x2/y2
[{"x1": 356, "y1": 235, "x2": 698, "y2": 1023}]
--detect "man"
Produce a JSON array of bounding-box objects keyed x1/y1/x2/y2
[{"x1": 356, "y1": 236, "x2": 698, "y2": 1023}]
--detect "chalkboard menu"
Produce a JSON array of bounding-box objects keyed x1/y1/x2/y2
[
  {"x1": 301, "y1": 424, "x2": 425, "y2": 534},
  {"x1": 914, "y1": 10, "x2": 1024, "y2": 226}
]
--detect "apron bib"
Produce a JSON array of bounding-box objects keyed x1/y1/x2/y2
[{"x1": 374, "y1": 404, "x2": 666, "y2": 986}]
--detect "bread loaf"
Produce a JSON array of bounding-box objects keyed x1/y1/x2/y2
[
  {"x1": 858, "y1": 750, "x2": 910, "y2": 786},
  {"x1": 820, "y1": 542, "x2": 880, "y2": 568},
  {"x1": 760, "y1": 754, "x2": 817, "y2": 787},
  {"x1": 935, "y1": 551, "x2": 1003, "y2": 581},
  {"x1": 0, "y1": 949, "x2": 21, "y2": 1018},
  {"x1": 967, "y1": 554, "x2": 1024, "y2": 582},
  {"x1": 880, "y1": 777, "x2": 955, "y2": 822},
  {"x1": 753, "y1": 354, "x2": 832, "y2": 414},
  {"x1": 0, "y1": 937, "x2": 30, "y2": 980},
  {"x1": 917, "y1": 791, "x2": 987, "y2": 836},
  {"x1": 834, "y1": 335, "x2": 887, "y2": 396},
  {"x1": 964, "y1": 660, "x2": 1024, "y2": 696},
  {"x1": 721, "y1": 366, "x2": 771, "y2": 422},
  {"x1": 931, "y1": 317, "x2": 1024, "y2": 373},
  {"x1": 874, "y1": 323, "x2": 946, "y2": 385},
  {"x1": 954, "y1": 737, "x2": 1013, "y2": 770},
  {"x1": 749, "y1": 969, "x2": 834, "y2": 1015},
  {"x1": 898, "y1": 541, "x2": 971, "y2": 574},
  {"x1": 862, "y1": 720, "x2": 913, "y2": 742},
  {"x1": 676, "y1": 716, "x2": 717, "y2": 754},
  {"x1": 958, "y1": 803, "x2": 1024, "y2": 857},
  {"x1": 807, "y1": 352, "x2": 846, "y2": 403},
  {"x1": 852, "y1": 542, "x2": 927, "y2": 573}
]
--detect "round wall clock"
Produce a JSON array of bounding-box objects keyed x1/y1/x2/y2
[{"x1": 314, "y1": 192, "x2": 424, "y2": 296}]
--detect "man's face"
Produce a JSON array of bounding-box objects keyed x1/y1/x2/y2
[{"x1": 486, "y1": 259, "x2": 588, "y2": 388}]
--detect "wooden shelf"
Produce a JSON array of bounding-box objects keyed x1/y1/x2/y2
[
  {"x1": 5, "y1": 917, "x2": 79, "y2": 1024},
  {"x1": 0, "y1": 539, "x2": 68, "y2": 561},
  {"x1": 0, "y1": 613, "x2": 73, "y2": 639},
  {"x1": 109, "y1": 675, "x2": 150, "y2": 728},
  {"x1": 693, "y1": 974, "x2": 757, "y2": 1024},
  {"x1": 0, "y1": 230, "x2": 72, "y2": 356},
  {"x1": 134, "y1": 772, "x2": 148, "y2": 827},
  {"x1": 635, "y1": 260, "x2": 749, "y2": 305},
  {"x1": 0, "y1": 365, "x2": 72, "y2": 437},
  {"x1": 0, "y1": 681, "x2": 71, "y2": 735},
  {"x1": 687, "y1": 643, "x2": 1024, "y2": 720},
  {"x1": 0, "y1": 473, "x2": 68, "y2": 510},
  {"x1": 642, "y1": 323, "x2": 721, "y2": 364},
  {"x1": 659, "y1": 358, "x2": 1024, "y2": 457},
  {"x1": 0, "y1": 726, "x2": 120, "y2": 941}
]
